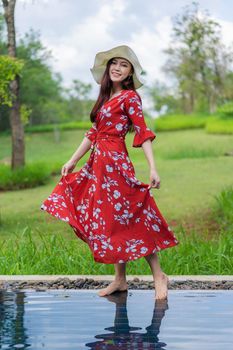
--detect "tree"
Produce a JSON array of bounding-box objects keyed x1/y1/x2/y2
[
  {"x1": 65, "y1": 79, "x2": 93, "y2": 121},
  {"x1": 147, "y1": 80, "x2": 180, "y2": 115},
  {"x1": 163, "y1": 2, "x2": 233, "y2": 114},
  {"x1": 2, "y1": 0, "x2": 25, "y2": 169},
  {"x1": 17, "y1": 29, "x2": 64, "y2": 125}
]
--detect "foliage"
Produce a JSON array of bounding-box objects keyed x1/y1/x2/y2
[
  {"x1": 146, "y1": 80, "x2": 180, "y2": 114},
  {"x1": 213, "y1": 186, "x2": 233, "y2": 232},
  {"x1": 217, "y1": 101, "x2": 233, "y2": 118},
  {"x1": 155, "y1": 113, "x2": 208, "y2": 131},
  {"x1": 155, "y1": 112, "x2": 233, "y2": 134},
  {"x1": 0, "y1": 120, "x2": 93, "y2": 135},
  {"x1": 223, "y1": 72, "x2": 233, "y2": 101},
  {"x1": 0, "y1": 162, "x2": 51, "y2": 190},
  {"x1": 162, "y1": 2, "x2": 233, "y2": 114},
  {"x1": 24, "y1": 120, "x2": 92, "y2": 133},
  {"x1": 206, "y1": 116, "x2": 233, "y2": 134},
  {"x1": 68, "y1": 79, "x2": 92, "y2": 100},
  {"x1": 64, "y1": 79, "x2": 93, "y2": 122},
  {"x1": 17, "y1": 29, "x2": 64, "y2": 125},
  {"x1": 20, "y1": 103, "x2": 32, "y2": 125},
  {"x1": 0, "y1": 55, "x2": 24, "y2": 106}
]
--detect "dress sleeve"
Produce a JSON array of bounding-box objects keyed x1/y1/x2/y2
[
  {"x1": 124, "y1": 90, "x2": 156, "y2": 148},
  {"x1": 84, "y1": 122, "x2": 97, "y2": 142}
]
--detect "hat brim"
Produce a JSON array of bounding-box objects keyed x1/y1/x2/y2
[{"x1": 90, "y1": 45, "x2": 145, "y2": 89}]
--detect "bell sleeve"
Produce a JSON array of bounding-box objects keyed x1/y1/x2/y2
[
  {"x1": 84, "y1": 122, "x2": 97, "y2": 142},
  {"x1": 124, "y1": 90, "x2": 156, "y2": 148}
]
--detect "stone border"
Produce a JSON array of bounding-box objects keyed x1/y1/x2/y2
[
  {"x1": 0, "y1": 275, "x2": 233, "y2": 281},
  {"x1": 0, "y1": 275, "x2": 233, "y2": 291}
]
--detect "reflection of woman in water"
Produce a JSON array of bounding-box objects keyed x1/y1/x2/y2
[
  {"x1": 41, "y1": 45, "x2": 179, "y2": 300},
  {"x1": 85, "y1": 291, "x2": 168, "y2": 349},
  {"x1": 0, "y1": 291, "x2": 30, "y2": 349}
]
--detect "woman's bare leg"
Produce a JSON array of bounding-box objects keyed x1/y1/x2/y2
[
  {"x1": 98, "y1": 263, "x2": 128, "y2": 297},
  {"x1": 144, "y1": 252, "x2": 169, "y2": 300}
]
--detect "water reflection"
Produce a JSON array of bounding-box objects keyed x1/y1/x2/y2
[
  {"x1": 86, "y1": 291, "x2": 168, "y2": 349},
  {"x1": 1, "y1": 289, "x2": 233, "y2": 349},
  {"x1": 0, "y1": 290, "x2": 168, "y2": 349},
  {"x1": 0, "y1": 291, "x2": 30, "y2": 349}
]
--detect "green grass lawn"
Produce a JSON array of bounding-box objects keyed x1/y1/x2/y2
[{"x1": 0, "y1": 128, "x2": 233, "y2": 274}]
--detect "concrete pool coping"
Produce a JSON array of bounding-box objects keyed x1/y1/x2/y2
[{"x1": 0, "y1": 275, "x2": 233, "y2": 282}]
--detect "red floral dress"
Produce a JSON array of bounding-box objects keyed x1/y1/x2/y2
[{"x1": 40, "y1": 89, "x2": 179, "y2": 264}]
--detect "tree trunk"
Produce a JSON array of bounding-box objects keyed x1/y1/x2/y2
[
  {"x1": 188, "y1": 91, "x2": 194, "y2": 114},
  {"x1": 2, "y1": 0, "x2": 25, "y2": 169},
  {"x1": 209, "y1": 95, "x2": 217, "y2": 114}
]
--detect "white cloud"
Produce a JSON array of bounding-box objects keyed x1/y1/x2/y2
[
  {"x1": 129, "y1": 16, "x2": 172, "y2": 86},
  {"x1": 218, "y1": 18, "x2": 233, "y2": 48},
  {"x1": 43, "y1": 0, "x2": 126, "y2": 89}
]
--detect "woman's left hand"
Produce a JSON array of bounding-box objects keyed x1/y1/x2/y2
[{"x1": 149, "y1": 168, "x2": 161, "y2": 189}]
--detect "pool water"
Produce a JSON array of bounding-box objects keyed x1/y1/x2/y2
[{"x1": 0, "y1": 289, "x2": 232, "y2": 349}]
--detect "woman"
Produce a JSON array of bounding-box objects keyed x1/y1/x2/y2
[{"x1": 40, "y1": 45, "x2": 179, "y2": 300}]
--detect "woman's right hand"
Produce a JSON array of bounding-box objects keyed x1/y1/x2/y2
[
  {"x1": 61, "y1": 160, "x2": 77, "y2": 176},
  {"x1": 149, "y1": 168, "x2": 161, "y2": 189}
]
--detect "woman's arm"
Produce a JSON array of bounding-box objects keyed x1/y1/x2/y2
[
  {"x1": 61, "y1": 122, "x2": 98, "y2": 176},
  {"x1": 124, "y1": 90, "x2": 160, "y2": 189},
  {"x1": 69, "y1": 136, "x2": 92, "y2": 163},
  {"x1": 61, "y1": 136, "x2": 92, "y2": 176},
  {"x1": 142, "y1": 139, "x2": 160, "y2": 189},
  {"x1": 141, "y1": 139, "x2": 156, "y2": 170}
]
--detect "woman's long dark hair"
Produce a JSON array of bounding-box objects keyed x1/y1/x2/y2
[{"x1": 90, "y1": 58, "x2": 138, "y2": 132}]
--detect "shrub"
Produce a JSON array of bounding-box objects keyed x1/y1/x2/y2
[
  {"x1": 25, "y1": 121, "x2": 92, "y2": 133},
  {"x1": 213, "y1": 186, "x2": 233, "y2": 231},
  {"x1": 206, "y1": 116, "x2": 233, "y2": 134},
  {"x1": 155, "y1": 114, "x2": 208, "y2": 131},
  {"x1": 0, "y1": 162, "x2": 51, "y2": 191},
  {"x1": 217, "y1": 101, "x2": 233, "y2": 118},
  {"x1": 0, "y1": 121, "x2": 93, "y2": 135}
]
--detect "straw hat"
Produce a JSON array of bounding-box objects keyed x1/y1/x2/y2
[{"x1": 90, "y1": 45, "x2": 145, "y2": 89}]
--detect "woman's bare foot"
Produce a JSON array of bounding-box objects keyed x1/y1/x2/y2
[
  {"x1": 98, "y1": 279, "x2": 128, "y2": 297},
  {"x1": 154, "y1": 272, "x2": 169, "y2": 300}
]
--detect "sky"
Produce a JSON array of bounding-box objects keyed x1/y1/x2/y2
[{"x1": 7, "y1": 0, "x2": 233, "y2": 105}]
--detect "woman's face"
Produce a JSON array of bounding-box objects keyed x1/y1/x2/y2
[{"x1": 109, "y1": 57, "x2": 133, "y2": 84}]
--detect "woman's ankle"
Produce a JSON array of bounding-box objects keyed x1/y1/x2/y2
[
  {"x1": 153, "y1": 271, "x2": 167, "y2": 280},
  {"x1": 114, "y1": 276, "x2": 127, "y2": 283}
]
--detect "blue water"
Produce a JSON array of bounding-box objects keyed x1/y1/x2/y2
[{"x1": 0, "y1": 289, "x2": 232, "y2": 349}]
